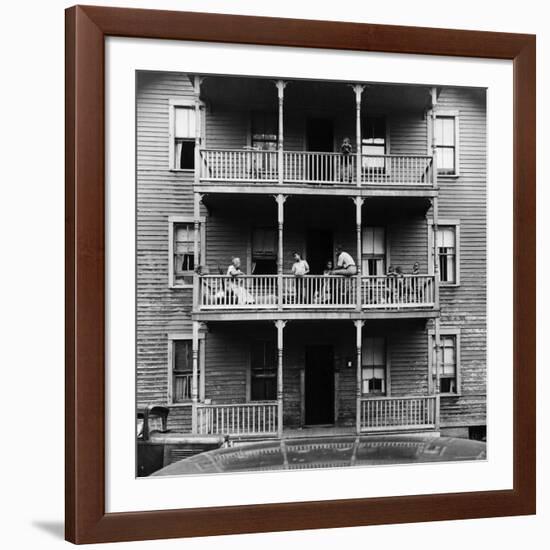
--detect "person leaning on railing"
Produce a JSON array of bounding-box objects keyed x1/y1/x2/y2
[
  {"x1": 291, "y1": 252, "x2": 310, "y2": 304},
  {"x1": 226, "y1": 257, "x2": 255, "y2": 305},
  {"x1": 339, "y1": 137, "x2": 354, "y2": 183}
]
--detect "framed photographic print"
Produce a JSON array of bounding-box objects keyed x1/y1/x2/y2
[{"x1": 65, "y1": 5, "x2": 536, "y2": 544}]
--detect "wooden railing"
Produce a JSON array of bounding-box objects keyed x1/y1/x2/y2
[
  {"x1": 361, "y1": 275, "x2": 435, "y2": 309},
  {"x1": 199, "y1": 149, "x2": 434, "y2": 186},
  {"x1": 200, "y1": 149, "x2": 278, "y2": 182},
  {"x1": 198, "y1": 274, "x2": 434, "y2": 310},
  {"x1": 283, "y1": 151, "x2": 357, "y2": 184},
  {"x1": 281, "y1": 275, "x2": 356, "y2": 308},
  {"x1": 360, "y1": 154, "x2": 433, "y2": 185},
  {"x1": 196, "y1": 402, "x2": 279, "y2": 436},
  {"x1": 359, "y1": 395, "x2": 438, "y2": 432},
  {"x1": 200, "y1": 275, "x2": 279, "y2": 309}
]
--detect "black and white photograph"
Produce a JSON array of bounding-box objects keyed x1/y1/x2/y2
[{"x1": 135, "y1": 72, "x2": 487, "y2": 477}]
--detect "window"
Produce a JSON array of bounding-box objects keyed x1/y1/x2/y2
[
  {"x1": 434, "y1": 115, "x2": 457, "y2": 175},
  {"x1": 172, "y1": 105, "x2": 196, "y2": 169},
  {"x1": 251, "y1": 112, "x2": 278, "y2": 151},
  {"x1": 172, "y1": 340, "x2": 199, "y2": 403},
  {"x1": 361, "y1": 336, "x2": 386, "y2": 394},
  {"x1": 429, "y1": 220, "x2": 460, "y2": 285},
  {"x1": 173, "y1": 223, "x2": 195, "y2": 286},
  {"x1": 362, "y1": 227, "x2": 386, "y2": 276},
  {"x1": 252, "y1": 227, "x2": 277, "y2": 274},
  {"x1": 362, "y1": 116, "x2": 386, "y2": 170},
  {"x1": 431, "y1": 334, "x2": 458, "y2": 394},
  {"x1": 437, "y1": 226, "x2": 457, "y2": 284},
  {"x1": 250, "y1": 341, "x2": 277, "y2": 401}
]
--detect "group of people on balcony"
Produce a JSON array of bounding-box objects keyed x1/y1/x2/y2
[{"x1": 219, "y1": 249, "x2": 425, "y2": 306}]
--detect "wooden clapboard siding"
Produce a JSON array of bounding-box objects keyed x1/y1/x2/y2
[
  {"x1": 388, "y1": 113, "x2": 428, "y2": 155},
  {"x1": 433, "y1": 87, "x2": 487, "y2": 428},
  {"x1": 136, "y1": 71, "x2": 198, "y2": 409}
]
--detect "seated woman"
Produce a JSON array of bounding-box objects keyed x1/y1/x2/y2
[{"x1": 226, "y1": 257, "x2": 255, "y2": 305}]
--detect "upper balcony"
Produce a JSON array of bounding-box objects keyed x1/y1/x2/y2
[
  {"x1": 191, "y1": 76, "x2": 439, "y2": 198},
  {"x1": 199, "y1": 149, "x2": 435, "y2": 194}
]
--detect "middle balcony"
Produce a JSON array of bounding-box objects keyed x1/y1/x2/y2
[{"x1": 190, "y1": 194, "x2": 439, "y2": 322}]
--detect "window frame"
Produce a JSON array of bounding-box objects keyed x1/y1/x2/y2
[
  {"x1": 168, "y1": 98, "x2": 205, "y2": 172},
  {"x1": 167, "y1": 332, "x2": 205, "y2": 406},
  {"x1": 247, "y1": 340, "x2": 278, "y2": 402},
  {"x1": 249, "y1": 110, "x2": 279, "y2": 151},
  {"x1": 427, "y1": 109, "x2": 460, "y2": 178},
  {"x1": 360, "y1": 335, "x2": 390, "y2": 397},
  {"x1": 428, "y1": 218, "x2": 461, "y2": 287},
  {"x1": 361, "y1": 226, "x2": 388, "y2": 276},
  {"x1": 361, "y1": 114, "x2": 390, "y2": 171},
  {"x1": 427, "y1": 328, "x2": 461, "y2": 396},
  {"x1": 168, "y1": 215, "x2": 206, "y2": 289}
]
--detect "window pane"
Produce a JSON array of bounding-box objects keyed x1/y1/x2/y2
[
  {"x1": 362, "y1": 227, "x2": 385, "y2": 254},
  {"x1": 362, "y1": 227, "x2": 374, "y2": 254},
  {"x1": 362, "y1": 336, "x2": 385, "y2": 366},
  {"x1": 174, "y1": 340, "x2": 192, "y2": 371},
  {"x1": 437, "y1": 147, "x2": 455, "y2": 171},
  {"x1": 175, "y1": 140, "x2": 195, "y2": 169},
  {"x1": 437, "y1": 227, "x2": 456, "y2": 248},
  {"x1": 435, "y1": 117, "x2": 455, "y2": 146},
  {"x1": 441, "y1": 117, "x2": 455, "y2": 146},
  {"x1": 373, "y1": 227, "x2": 385, "y2": 254},
  {"x1": 175, "y1": 107, "x2": 196, "y2": 138}
]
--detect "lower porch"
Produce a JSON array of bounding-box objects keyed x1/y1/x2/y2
[{"x1": 179, "y1": 319, "x2": 441, "y2": 438}]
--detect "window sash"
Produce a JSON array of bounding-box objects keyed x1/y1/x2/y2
[
  {"x1": 172, "y1": 340, "x2": 199, "y2": 403},
  {"x1": 434, "y1": 116, "x2": 456, "y2": 173},
  {"x1": 436, "y1": 226, "x2": 457, "y2": 283},
  {"x1": 361, "y1": 336, "x2": 386, "y2": 394},
  {"x1": 173, "y1": 223, "x2": 196, "y2": 283},
  {"x1": 431, "y1": 335, "x2": 457, "y2": 393},
  {"x1": 174, "y1": 106, "x2": 196, "y2": 139}
]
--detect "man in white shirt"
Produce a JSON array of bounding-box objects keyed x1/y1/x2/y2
[{"x1": 332, "y1": 245, "x2": 358, "y2": 276}]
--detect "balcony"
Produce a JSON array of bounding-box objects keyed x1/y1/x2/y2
[
  {"x1": 199, "y1": 149, "x2": 435, "y2": 190},
  {"x1": 196, "y1": 274, "x2": 436, "y2": 319},
  {"x1": 194, "y1": 397, "x2": 438, "y2": 438}
]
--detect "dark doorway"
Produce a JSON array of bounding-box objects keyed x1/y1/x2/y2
[
  {"x1": 305, "y1": 345, "x2": 335, "y2": 425},
  {"x1": 306, "y1": 117, "x2": 334, "y2": 152},
  {"x1": 306, "y1": 118, "x2": 334, "y2": 182},
  {"x1": 306, "y1": 229, "x2": 333, "y2": 274}
]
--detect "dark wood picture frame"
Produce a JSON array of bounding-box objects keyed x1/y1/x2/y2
[{"x1": 65, "y1": 5, "x2": 536, "y2": 544}]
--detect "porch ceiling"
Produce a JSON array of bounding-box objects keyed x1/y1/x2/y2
[{"x1": 200, "y1": 74, "x2": 432, "y2": 113}]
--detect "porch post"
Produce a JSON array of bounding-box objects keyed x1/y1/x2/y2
[
  {"x1": 193, "y1": 192, "x2": 201, "y2": 310},
  {"x1": 353, "y1": 196, "x2": 364, "y2": 310},
  {"x1": 193, "y1": 75, "x2": 202, "y2": 186},
  {"x1": 275, "y1": 320, "x2": 287, "y2": 438},
  {"x1": 430, "y1": 86, "x2": 438, "y2": 189},
  {"x1": 275, "y1": 80, "x2": 287, "y2": 185},
  {"x1": 275, "y1": 194, "x2": 287, "y2": 310},
  {"x1": 191, "y1": 320, "x2": 200, "y2": 433},
  {"x1": 430, "y1": 87, "x2": 441, "y2": 431},
  {"x1": 354, "y1": 320, "x2": 364, "y2": 434},
  {"x1": 351, "y1": 84, "x2": 365, "y2": 186}
]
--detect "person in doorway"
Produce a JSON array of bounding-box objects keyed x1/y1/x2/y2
[{"x1": 291, "y1": 252, "x2": 310, "y2": 304}]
